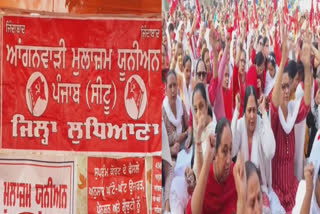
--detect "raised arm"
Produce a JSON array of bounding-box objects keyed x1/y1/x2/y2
[
  {"x1": 191, "y1": 134, "x2": 216, "y2": 214},
  {"x1": 217, "y1": 36, "x2": 230, "y2": 89},
  {"x1": 211, "y1": 27, "x2": 219, "y2": 79},
  {"x1": 301, "y1": 30, "x2": 312, "y2": 107},
  {"x1": 299, "y1": 163, "x2": 314, "y2": 214},
  {"x1": 231, "y1": 93, "x2": 242, "y2": 158},
  {"x1": 272, "y1": 24, "x2": 289, "y2": 108},
  {"x1": 259, "y1": 96, "x2": 276, "y2": 160}
]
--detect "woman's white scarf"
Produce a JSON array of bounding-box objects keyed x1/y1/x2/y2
[
  {"x1": 264, "y1": 67, "x2": 279, "y2": 97},
  {"x1": 278, "y1": 97, "x2": 302, "y2": 135},
  {"x1": 229, "y1": 32, "x2": 236, "y2": 88},
  {"x1": 163, "y1": 96, "x2": 184, "y2": 134},
  {"x1": 238, "y1": 116, "x2": 260, "y2": 165},
  {"x1": 182, "y1": 76, "x2": 192, "y2": 114}
]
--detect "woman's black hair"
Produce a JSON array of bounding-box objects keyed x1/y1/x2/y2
[
  {"x1": 221, "y1": 40, "x2": 226, "y2": 51},
  {"x1": 267, "y1": 52, "x2": 276, "y2": 69},
  {"x1": 245, "y1": 161, "x2": 262, "y2": 185},
  {"x1": 215, "y1": 117, "x2": 231, "y2": 151},
  {"x1": 257, "y1": 35, "x2": 263, "y2": 45},
  {"x1": 196, "y1": 58, "x2": 207, "y2": 73},
  {"x1": 183, "y1": 55, "x2": 192, "y2": 68},
  {"x1": 192, "y1": 82, "x2": 213, "y2": 117},
  {"x1": 243, "y1": 85, "x2": 258, "y2": 115},
  {"x1": 297, "y1": 61, "x2": 305, "y2": 82},
  {"x1": 313, "y1": 42, "x2": 318, "y2": 50},
  {"x1": 255, "y1": 51, "x2": 265, "y2": 67},
  {"x1": 263, "y1": 36, "x2": 269, "y2": 46},
  {"x1": 285, "y1": 60, "x2": 298, "y2": 80},
  {"x1": 165, "y1": 70, "x2": 177, "y2": 85},
  {"x1": 168, "y1": 23, "x2": 174, "y2": 33}
]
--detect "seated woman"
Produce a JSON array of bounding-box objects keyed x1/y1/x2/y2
[
  {"x1": 186, "y1": 117, "x2": 237, "y2": 214},
  {"x1": 169, "y1": 82, "x2": 216, "y2": 214},
  {"x1": 177, "y1": 55, "x2": 193, "y2": 117},
  {"x1": 270, "y1": 27, "x2": 312, "y2": 212},
  {"x1": 231, "y1": 85, "x2": 285, "y2": 213},
  {"x1": 162, "y1": 70, "x2": 189, "y2": 212}
]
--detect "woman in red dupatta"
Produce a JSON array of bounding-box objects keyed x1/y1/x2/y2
[{"x1": 186, "y1": 117, "x2": 237, "y2": 214}]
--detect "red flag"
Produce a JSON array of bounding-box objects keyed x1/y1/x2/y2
[
  {"x1": 169, "y1": 0, "x2": 178, "y2": 17},
  {"x1": 317, "y1": 0, "x2": 320, "y2": 25},
  {"x1": 269, "y1": 8, "x2": 274, "y2": 27},
  {"x1": 126, "y1": 78, "x2": 144, "y2": 119},
  {"x1": 310, "y1": 0, "x2": 314, "y2": 30},
  {"x1": 294, "y1": 6, "x2": 299, "y2": 34},
  {"x1": 196, "y1": 0, "x2": 201, "y2": 28},
  {"x1": 283, "y1": 0, "x2": 289, "y2": 24},
  {"x1": 234, "y1": 0, "x2": 239, "y2": 30},
  {"x1": 273, "y1": 0, "x2": 277, "y2": 11},
  {"x1": 274, "y1": 27, "x2": 281, "y2": 66},
  {"x1": 253, "y1": 0, "x2": 258, "y2": 29},
  {"x1": 28, "y1": 76, "x2": 46, "y2": 112},
  {"x1": 180, "y1": 0, "x2": 184, "y2": 12}
]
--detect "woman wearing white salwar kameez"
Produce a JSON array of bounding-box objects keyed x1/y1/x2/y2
[
  {"x1": 169, "y1": 82, "x2": 216, "y2": 214},
  {"x1": 231, "y1": 85, "x2": 285, "y2": 214},
  {"x1": 162, "y1": 70, "x2": 189, "y2": 214}
]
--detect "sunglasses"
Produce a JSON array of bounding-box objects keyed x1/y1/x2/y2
[{"x1": 197, "y1": 71, "x2": 207, "y2": 79}]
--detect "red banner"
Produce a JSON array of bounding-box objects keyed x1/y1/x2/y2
[
  {"x1": 87, "y1": 157, "x2": 146, "y2": 214},
  {"x1": 0, "y1": 16, "x2": 161, "y2": 153},
  {"x1": 151, "y1": 156, "x2": 162, "y2": 214}
]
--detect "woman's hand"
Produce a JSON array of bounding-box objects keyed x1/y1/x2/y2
[
  {"x1": 171, "y1": 142, "x2": 180, "y2": 156},
  {"x1": 233, "y1": 151, "x2": 247, "y2": 214},
  {"x1": 196, "y1": 114, "x2": 207, "y2": 143},
  {"x1": 304, "y1": 163, "x2": 314, "y2": 193},
  {"x1": 204, "y1": 133, "x2": 216, "y2": 163},
  {"x1": 258, "y1": 95, "x2": 266, "y2": 115}
]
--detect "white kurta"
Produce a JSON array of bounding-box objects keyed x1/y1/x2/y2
[{"x1": 231, "y1": 109, "x2": 286, "y2": 213}]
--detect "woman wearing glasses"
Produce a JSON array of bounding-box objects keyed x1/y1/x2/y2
[{"x1": 270, "y1": 27, "x2": 312, "y2": 212}]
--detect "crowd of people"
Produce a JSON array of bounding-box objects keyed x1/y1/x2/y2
[{"x1": 161, "y1": 0, "x2": 320, "y2": 213}]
